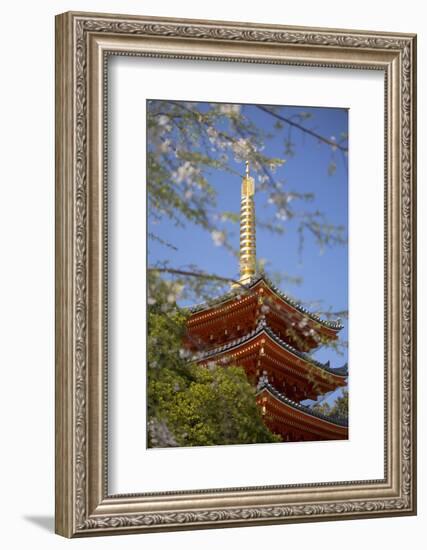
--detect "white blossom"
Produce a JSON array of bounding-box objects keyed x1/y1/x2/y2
[
  {"x1": 155, "y1": 115, "x2": 172, "y2": 133},
  {"x1": 167, "y1": 293, "x2": 176, "y2": 304},
  {"x1": 165, "y1": 282, "x2": 184, "y2": 303},
  {"x1": 207, "y1": 126, "x2": 218, "y2": 138},
  {"x1": 298, "y1": 317, "x2": 309, "y2": 329},
  {"x1": 174, "y1": 161, "x2": 200, "y2": 184},
  {"x1": 158, "y1": 115, "x2": 170, "y2": 126},
  {"x1": 207, "y1": 126, "x2": 226, "y2": 150},
  {"x1": 148, "y1": 418, "x2": 178, "y2": 448},
  {"x1": 211, "y1": 230, "x2": 226, "y2": 247},
  {"x1": 231, "y1": 138, "x2": 253, "y2": 161},
  {"x1": 158, "y1": 139, "x2": 171, "y2": 153},
  {"x1": 219, "y1": 104, "x2": 241, "y2": 115},
  {"x1": 275, "y1": 208, "x2": 288, "y2": 221}
]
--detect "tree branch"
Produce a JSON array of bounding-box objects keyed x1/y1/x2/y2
[
  {"x1": 148, "y1": 267, "x2": 247, "y2": 288},
  {"x1": 256, "y1": 105, "x2": 348, "y2": 152}
]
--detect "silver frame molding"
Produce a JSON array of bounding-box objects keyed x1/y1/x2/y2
[{"x1": 55, "y1": 11, "x2": 417, "y2": 538}]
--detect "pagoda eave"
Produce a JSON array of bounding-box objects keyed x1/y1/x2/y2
[
  {"x1": 193, "y1": 322, "x2": 347, "y2": 393},
  {"x1": 188, "y1": 276, "x2": 343, "y2": 332},
  {"x1": 186, "y1": 276, "x2": 342, "y2": 353},
  {"x1": 256, "y1": 385, "x2": 348, "y2": 442}
]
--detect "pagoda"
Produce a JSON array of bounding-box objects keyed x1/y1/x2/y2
[{"x1": 185, "y1": 162, "x2": 348, "y2": 442}]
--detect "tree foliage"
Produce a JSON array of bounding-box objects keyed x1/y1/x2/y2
[{"x1": 312, "y1": 390, "x2": 349, "y2": 421}]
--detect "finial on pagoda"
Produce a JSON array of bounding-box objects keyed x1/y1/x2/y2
[{"x1": 233, "y1": 160, "x2": 256, "y2": 287}]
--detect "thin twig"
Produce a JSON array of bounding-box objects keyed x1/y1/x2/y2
[
  {"x1": 148, "y1": 267, "x2": 246, "y2": 288},
  {"x1": 256, "y1": 105, "x2": 348, "y2": 153}
]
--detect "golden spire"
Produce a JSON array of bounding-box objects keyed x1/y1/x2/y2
[{"x1": 237, "y1": 160, "x2": 256, "y2": 285}]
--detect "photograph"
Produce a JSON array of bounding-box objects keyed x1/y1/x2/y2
[{"x1": 146, "y1": 99, "x2": 349, "y2": 448}]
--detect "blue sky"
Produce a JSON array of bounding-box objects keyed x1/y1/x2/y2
[{"x1": 148, "y1": 101, "x2": 348, "y2": 370}]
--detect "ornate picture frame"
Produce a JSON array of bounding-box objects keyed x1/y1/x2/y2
[{"x1": 55, "y1": 11, "x2": 417, "y2": 537}]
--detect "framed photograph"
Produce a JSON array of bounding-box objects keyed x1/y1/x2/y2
[{"x1": 55, "y1": 11, "x2": 417, "y2": 537}]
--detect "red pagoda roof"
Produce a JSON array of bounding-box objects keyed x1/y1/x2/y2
[
  {"x1": 191, "y1": 319, "x2": 348, "y2": 380},
  {"x1": 256, "y1": 379, "x2": 348, "y2": 428},
  {"x1": 189, "y1": 274, "x2": 343, "y2": 331},
  {"x1": 256, "y1": 380, "x2": 348, "y2": 441}
]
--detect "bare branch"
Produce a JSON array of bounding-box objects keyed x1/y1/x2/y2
[
  {"x1": 148, "y1": 267, "x2": 247, "y2": 288},
  {"x1": 256, "y1": 105, "x2": 348, "y2": 152}
]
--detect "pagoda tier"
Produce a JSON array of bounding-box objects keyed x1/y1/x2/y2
[
  {"x1": 191, "y1": 319, "x2": 347, "y2": 402},
  {"x1": 256, "y1": 380, "x2": 348, "y2": 442},
  {"x1": 186, "y1": 275, "x2": 342, "y2": 354}
]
